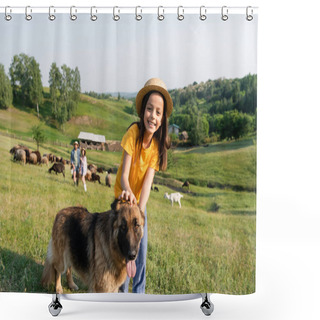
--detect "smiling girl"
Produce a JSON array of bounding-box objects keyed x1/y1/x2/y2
[{"x1": 114, "y1": 78, "x2": 173, "y2": 293}]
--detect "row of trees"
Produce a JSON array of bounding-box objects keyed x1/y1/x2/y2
[
  {"x1": 0, "y1": 53, "x2": 81, "y2": 127},
  {"x1": 170, "y1": 74, "x2": 257, "y2": 115},
  {"x1": 169, "y1": 74, "x2": 257, "y2": 144}
]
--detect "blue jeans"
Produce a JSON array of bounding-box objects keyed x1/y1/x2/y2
[{"x1": 119, "y1": 208, "x2": 147, "y2": 293}]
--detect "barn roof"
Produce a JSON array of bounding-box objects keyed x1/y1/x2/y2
[
  {"x1": 78, "y1": 132, "x2": 106, "y2": 143},
  {"x1": 169, "y1": 124, "x2": 180, "y2": 129}
]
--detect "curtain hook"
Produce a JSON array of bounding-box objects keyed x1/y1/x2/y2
[
  {"x1": 49, "y1": 6, "x2": 56, "y2": 21},
  {"x1": 221, "y1": 6, "x2": 228, "y2": 21},
  {"x1": 5, "y1": 6, "x2": 12, "y2": 21},
  {"x1": 91, "y1": 6, "x2": 98, "y2": 21},
  {"x1": 135, "y1": 6, "x2": 142, "y2": 21},
  {"x1": 158, "y1": 6, "x2": 165, "y2": 21},
  {"x1": 113, "y1": 6, "x2": 120, "y2": 21},
  {"x1": 200, "y1": 6, "x2": 207, "y2": 21},
  {"x1": 25, "y1": 6, "x2": 32, "y2": 21},
  {"x1": 246, "y1": 6, "x2": 253, "y2": 21},
  {"x1": 177, "y1": 6, "x2": 184, "y2": 21},
  {"x1": 70, "y1": 6, "x2": 77, "y2": 21}
]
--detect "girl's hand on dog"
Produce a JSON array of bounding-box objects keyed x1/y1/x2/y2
[{"x1": 119, "y1": 190, "x2": 137, "y2": 206}]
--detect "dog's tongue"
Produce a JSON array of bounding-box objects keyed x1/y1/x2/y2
[{"x1": 126, "y1": 260, "x2": 136, "y2": 278}]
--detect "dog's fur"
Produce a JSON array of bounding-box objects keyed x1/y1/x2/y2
[{"x1": 41, "y1": 199, "x2": 145, "y2": 293}]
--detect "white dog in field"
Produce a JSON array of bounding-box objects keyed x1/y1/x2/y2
[{"x1": 164, "y1": 192, "x2": 183, "y2": 208}]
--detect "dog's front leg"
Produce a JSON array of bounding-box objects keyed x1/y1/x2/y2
[
  {"x1": 55, "y1": 270, "x2": 63, "y2": 294},
  {"x1": 67, "y1": 267, "x2": 79, "y2": 291}
]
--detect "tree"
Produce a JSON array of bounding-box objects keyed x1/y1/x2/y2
[
  {"x1": 29, "y1": 58, "x2": 43, "y2": 117},
  {"x1": 9, "y1": 53, "x2": 43, "y2": 111},
  {"x1": 31, "y1": 124, "x2": 46, "y2": 151},
  {"x1": 49, "y1": 63, "x2": 82, "y2": 127},
  {"x1": 189, "y1": 113, "x2": 208, "y2": 146},
  {"x1": 49, "y1": 62, "x2": 62, "y2": 118},
  {"x1": 0, "y1": 64, "x2": 13, "y2": 109}
]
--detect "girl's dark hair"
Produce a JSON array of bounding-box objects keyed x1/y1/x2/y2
[{"x1": 128, "y1": 90, "x2": 170, "y2": 171}]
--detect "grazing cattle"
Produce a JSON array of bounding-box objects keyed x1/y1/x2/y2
[
  {"x1": 13, "y1": 149, "x2": 26, "y2": 165},
  {"x1": 164, "y1": 192, "x2": 184, "y2": 208},
  {"x1": 182, "y1": 180, "x2": 190, "y2": 190},
  {"x1": 154, "y1": 186, "x2": 159, "y2": 192},
  {"x1": 29, "y1": 153, "x2": 38, "y2": 165},
  {"x1": 31, "y1": 151, "x2": 41, "y2": 164},
  {"x1": 207, "y1": 182, "x2": 214, "y2": 189},
  {"x1": 91, "y1": 173, "x2": 101, "y2": 184},
  {"x1": 49, "y1": 163, "x2": 65, "y2": 178},
  {"x1": 97, "y1": 167, "x2": 105, "y2": 173},
  {"x1": 105, "y1": 171, "x2": 111, "y2": 187},
  {"x1": 85, "y1": 171, "x2": 92, "y2": 181},
  {"x1": 11, "y1": 145, "x2": 30, "y2": 162},
  {"x1": 88, "y1": 164, "x2": 97, "y2": 174},
  {"x1": 41, "y1": 156, "x2": 49, "y2": 166},
  {"x1": 10, "y1": 145, "x2": 20, "y2": 155},
  {"x1": 49, "y1": 154, "x2": 56, "y2": 163}
]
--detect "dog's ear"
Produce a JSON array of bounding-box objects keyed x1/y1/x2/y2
[{"x1": 111, "y1": 199, "x2": 121, "y2": 212}]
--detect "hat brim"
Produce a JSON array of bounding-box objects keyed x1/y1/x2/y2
[{"x1": 136, "y1": 85, "x2": 173, "y2": 118}]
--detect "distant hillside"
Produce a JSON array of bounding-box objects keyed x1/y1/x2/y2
[{"x1": 0, "y1": 90, "x2": 138, "y2": 145}]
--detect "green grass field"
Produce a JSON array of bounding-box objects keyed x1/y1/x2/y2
[
  {"x1": 0, "y1": 133, "x2": 256, "y2": 294},
  {"x1": 0, "y1": 93, "x2": 256, "y2": 294}
]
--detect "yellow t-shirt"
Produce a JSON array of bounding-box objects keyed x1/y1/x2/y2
[{"x1": 114, "y1": 123, "x2": 159, "y2": 203}]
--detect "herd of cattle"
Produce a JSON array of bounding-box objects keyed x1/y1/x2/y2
[
  {"x1": 9, "y1": 144, "x2": 113, "y2": 187},
  {"x1": 10, "y1": 144, "x2": 197, "y2": 207}
]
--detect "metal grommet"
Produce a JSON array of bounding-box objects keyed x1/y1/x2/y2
[
  {"x1": 91, "y1": 6, "x2": 97, "y2": 21},
  {"x1": 221, "y1": 6, "x2": 228, "y2": 21},
  {"x1": 5, "y1": 6, "x2": 12, "y2": 21},
  {"x1": 25, "y1": 6, "x2": 32, "y2": 21},
  {"x1": 70, "y1": 6, "x2": 77, "y2": 21},
  {"x1": 135, "y1": 6, "x2": 142, "y2": 21},
  {"x1": 200, "y1": 6, "x2": 207, "y2": 21},
  {"x1": 49, "y1": 6, "x2": 56, "y2": 21},
  {"x1": 246, "y1": 6, "x2": 253, "y2": 21},
  {"x1": 177, "y1": 6, "x2": 184, "y2": 21},
  {"x1": 113, "y1": 6, "x2": 120, "y2": 21},
  {"x1": 158, "y1": 6, "x2": 164, "y2": 21}
]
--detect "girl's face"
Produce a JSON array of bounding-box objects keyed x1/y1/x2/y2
[{"x1": 143, "y1": 92, "x2": 164, "y2": 135}]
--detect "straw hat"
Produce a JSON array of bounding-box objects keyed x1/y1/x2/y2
[
  {"x1": 74, "y1": 141, "x2": 79, "y2": 146},
  {"x1": 135, "y1": 78, "x2": 173, "y2": 117}
]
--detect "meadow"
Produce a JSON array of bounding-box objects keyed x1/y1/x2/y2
[{"x1": 0, "y1": 132, "x2": 256, "y2": 295}]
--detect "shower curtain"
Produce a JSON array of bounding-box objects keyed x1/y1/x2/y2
[{"x1": 0, "y1": 7, "x2": 257, "y2": 296}]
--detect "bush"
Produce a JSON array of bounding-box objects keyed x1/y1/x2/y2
[{"x1": 210, "y1": 202, "x2": 220, "y2": 213}]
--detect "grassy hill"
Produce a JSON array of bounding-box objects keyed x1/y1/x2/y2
[{"x1": 0, "y1": 90, "x2": 138, "y2": 145}]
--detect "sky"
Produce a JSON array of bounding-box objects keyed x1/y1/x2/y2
[{"x1": 0, "y1": 13, "x2": 257, "y2": 93}]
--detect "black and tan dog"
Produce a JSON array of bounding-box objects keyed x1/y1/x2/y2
[{"x1": 41, "y1": 199, "x2": 145, "y2": 293}]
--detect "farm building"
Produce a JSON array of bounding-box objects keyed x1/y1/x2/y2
[
  {"x1": 169, "y1": 124, "x2": 180, "y2": 135},
  {"x1": 78, "y1": 132, "x2": 106, "y2": 151}
]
